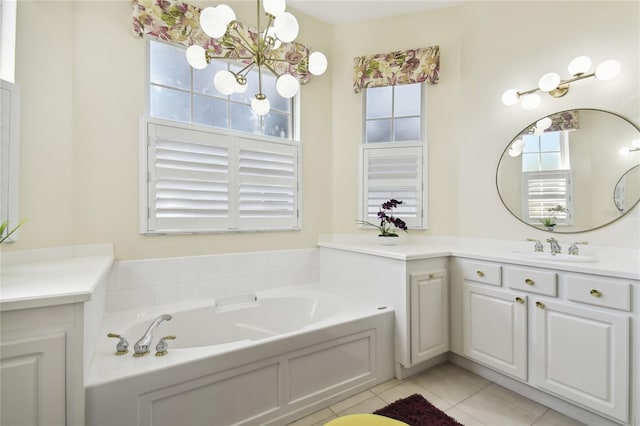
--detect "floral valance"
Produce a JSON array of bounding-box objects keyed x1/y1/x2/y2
[
  {"x1": 132, "y1": 0, "x2": 312, "y2": 83},
  {"x1": 547, "y1": 110, "x2": 579, "y2": 132},
  {"x1": 353, "y1": 46, "x2": 440, "y2": 93}
]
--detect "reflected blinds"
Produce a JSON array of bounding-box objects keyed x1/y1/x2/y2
[{"x1": 523, "y1": 170, "x2": 573, "y2": 224}]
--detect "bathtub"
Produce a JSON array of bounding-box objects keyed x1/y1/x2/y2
[{"x1": 85, "y1": 284, "x2": 394, "y2": 426}]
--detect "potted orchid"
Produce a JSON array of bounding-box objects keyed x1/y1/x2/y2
[
  {"x1": 539, "y1": 205, "x2": 569, "y2": 231},
  {"x1": 357, "y1": 199, "x2": 408, "y2": 243}
]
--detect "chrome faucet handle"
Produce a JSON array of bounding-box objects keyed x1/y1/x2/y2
[
  {"x1": 526, "y1": 238, "x2": 544, "y2": 252},
  {"x1": 568, "y1": 241, "x2": 588, "y2": 255},
  {"x1": 155, "y1": 335, "x2": 176, "y2": 357},
  {"x1": 546, "y1": 237, "x2": 561, "y2": 254},
  {"x1": 107, "y1": 333, "x2": 129, "y2": 355}
]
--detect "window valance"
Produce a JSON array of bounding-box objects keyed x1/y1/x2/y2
[
  {"x1": 132, "y1": 0, "x2": 312, "y2": 83},
  {"x1": 547, "y1": 110, "x2": 579, "y2": 132},
  {"x1": 353, "y1": 46, "x2": 440, "y2": 93}
]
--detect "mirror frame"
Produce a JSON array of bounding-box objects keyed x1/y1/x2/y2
[{"x1": 496, "y1": 108, "x2": 640, "y2": 234}]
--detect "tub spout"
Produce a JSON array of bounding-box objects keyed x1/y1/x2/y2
[{"x1": 134, "y1": 314, "x2": 172, "y2": 357}]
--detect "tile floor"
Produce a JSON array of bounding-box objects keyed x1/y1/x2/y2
[{"x1": 287, "y1": 362, "x2": 586, "y2": 426}]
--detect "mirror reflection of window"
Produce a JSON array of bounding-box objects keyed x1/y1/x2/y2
[{"x1": 521, "y1": 131, "x2": 570, "y2": 171}]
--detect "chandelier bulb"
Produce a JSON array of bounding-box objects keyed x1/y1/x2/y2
[
  {"x1": 251, "y1": 96, "x2": 271, "y2": 116},
  {"x1": 273, "y1": 12, "x2": 299, "y2": 43},
  {"x1": 501, "y1": 89, "x2": 519, "y2": 106},
  {"x1": 276, "y1": 74, "x2": 300, "y2": 98},
  {"x1": 538, "y1": 72, "x2": 561, "y2": 92},
  {"x1": 595, "y1": 59, "x2": 621, "y2": 81},
  {"x1": 567, "y1": 56, "x2": 591, "y2": 76},
  {"x1": 214, "y1": 70, "x2": 238, "y2": 95},
  {"x1": 309, "y1": 51, "x2": 328, "y2": 76},
  {"x1": 263, "y1": 0, "x2": 286, "y2": 17},
  {"x1": 186, "y1": 45, "x2": 208, "y2": 70},
  {"x1": 200, "y1": 5, "x2": 236, "y2": 39}
]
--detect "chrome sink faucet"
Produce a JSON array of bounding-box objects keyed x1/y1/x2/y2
[
  {"x1": 546, "y1": 237, "x2": 561, "y2": 254},
  {"x1": 134, "y1": 314, "x2": 172, "y2": 357}
]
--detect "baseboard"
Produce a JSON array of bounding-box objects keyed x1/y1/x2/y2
[{"x1": 395, "y1": 353, "x2": 449, "y2": 380}]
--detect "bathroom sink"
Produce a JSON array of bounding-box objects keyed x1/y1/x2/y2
[{"x1": 509, "y1": 250, "x2": 598, "y2": 263}]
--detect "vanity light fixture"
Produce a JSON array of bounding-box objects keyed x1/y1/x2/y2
[
  {"x1": 619, "y1": 139, "x2": 640, "y2": 155},
  {"x1": 502, "y1": 56, "x2": 621, "y2": 110},
  {"x1": 186, "y1": 0, "x2": 327, "y2": 116}
]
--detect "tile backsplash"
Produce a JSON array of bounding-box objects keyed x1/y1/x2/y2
[{"x1": 105, "y1": 248, "x2": 320, "y2": 312}]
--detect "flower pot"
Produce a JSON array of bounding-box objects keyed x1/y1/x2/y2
[{"x1": 379, "y1": 235, "x2": 398, "y2": 246}]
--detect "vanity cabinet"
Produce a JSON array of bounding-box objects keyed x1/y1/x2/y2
[
  {"x1": 410, "y1": 270, "x2": 449, "y2": 365},
  {"x1": 454, "y1": 258, "x2": 632, "y2": 424}
]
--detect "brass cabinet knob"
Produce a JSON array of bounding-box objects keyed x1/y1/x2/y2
[
  {"x1": 476, "y1": 270, "x2": 485, "y2": 277},
  {"x1": 535, "y1": 301, "x2": 545, "y2": 309},
  {"x1": 525, "y1": 278, "x2": 535, "y2": 286},
  {"x1": 515, "y1": 297, "x2": 524, "y2": 304},
  {"x1": 590, "y1": 289, "x2": 602, "y2": 297}
]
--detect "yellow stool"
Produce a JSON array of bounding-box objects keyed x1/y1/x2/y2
[{"x1": 324, "y1": 413, "x2": 409, "y2": 425}]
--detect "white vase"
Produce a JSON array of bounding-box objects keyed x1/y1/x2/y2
[{"x1": 379, "y1": 236, "x2": 398, "y2": 246}]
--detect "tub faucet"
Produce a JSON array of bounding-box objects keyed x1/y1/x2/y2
[
  {"x1": 546, "y1": 237, "x2": 561, "y2": 254},
  {"x1": 134, "y1": 314, "x2": 172, "y2": 357}
]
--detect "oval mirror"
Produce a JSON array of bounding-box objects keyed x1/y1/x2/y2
[{"x1": 496, "y1": 109, "x2": 640, "y2": 233}]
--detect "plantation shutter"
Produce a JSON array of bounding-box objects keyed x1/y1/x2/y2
[
  {"x1": 522, "y1": 170, "x2": 573, "y2": 224},
  {"x1": 361, "y1": 144, "x2": 425, "y2": 228},
  {"x1": 147, "y1": 123, "x2": 232, "y2": 231},
  {"x1": 236, "y1": 137, "x2": 300, "y2": 230}
]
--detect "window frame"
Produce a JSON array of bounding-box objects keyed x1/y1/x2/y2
[
  {"x1": 363, "y1": 83, "x2": 424, "y2": 144},
  {"x1": 0, "y1": 79, "x2": 20, "y2": 243}
]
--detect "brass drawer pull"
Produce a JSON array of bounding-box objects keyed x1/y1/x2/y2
[
  {"x1": 515, "y1": 297, "x2": 524, "y2": 304},
  {"x1": 476, "y1": 270, "x2": 485, "y2": 277},
  {"x1": 525, "y1": 278, "x2": 535, "y2": 286},
  {"x1": 590, "y1": 289, "x2": 602, "y2": 297},
  {"x1": 535, "y1": 301, "x2": 545, "y2": 309}
]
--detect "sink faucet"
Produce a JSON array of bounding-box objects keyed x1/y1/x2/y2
[
  {"x1": 134, "y1": 314, "x2": 172, "y2": 357},
  {"x1": 568, "y1": 241, "x2": 588, "y2": 255},
  {"x1": 546, "y1": 237, "x2": 561, "y2": 254}
]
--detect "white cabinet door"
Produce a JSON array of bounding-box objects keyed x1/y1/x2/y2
[
  {"x1": 532, "y1": 299, "x2": 629, "y2": 423},
  {"x1": 463, "y1": 283, "x2": 528, "y2": 380},
  {"x1": 410, "y1": 270, "x2": 449, "y2": 365},
  {"x1": 0, "y1": 332, "x2": 66, "y2": 426}
]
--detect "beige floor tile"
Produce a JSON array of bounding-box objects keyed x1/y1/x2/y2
[
  {"x1": 378, "y1": 380, "x2": 453, "y2": 412},
  {"x1": 456, "y1": 388, "x2": 541, "y2": 426},
  {"x1": 287, "y1": 408, "x2": 336, "y2": 426},
  {"x1": 445, "y1": 407, "x2": 487, "y2": 426},
  {"x1": 484, "y1": 383, "x2": 548, "y2": 417},
  {"x1": 533, "y1": 409, "x2": 587, "y2": 426},
  {"x1": 328, "y1": 390, "x2": 375, "y2": 414},
  {"x1": 412, "y1": 363, "x2": 490, "y2": 405},
  {"x1": 369, "y1": 378, "x2": 402, "y2": 395},
  {"x1": 334, "y1": 395, "x2": 388, "y2": 416}
]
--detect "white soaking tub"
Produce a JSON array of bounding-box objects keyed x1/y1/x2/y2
[{"x1": 85, "y1": 284, "x2": 394, "y2": 426}]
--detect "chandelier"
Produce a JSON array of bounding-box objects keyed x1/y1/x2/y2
[{"x1": 185, "y1": 0, "x2": 327, "y2": 116}]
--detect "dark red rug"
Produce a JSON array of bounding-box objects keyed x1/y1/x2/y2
[{"x1": 374, "y1": 393, "x2": 464, "y2": 426}]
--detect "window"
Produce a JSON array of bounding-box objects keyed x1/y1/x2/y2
[
  {"x1": 148, "y1": 40, "x2": 294, "y2": 140},
  {"x1": 0, "y1": 79, "x2": 20, "y2": 242},
  {"x1": 0, "y1": 0, "x2": 17, "y2": 82},
  {"x1": 142, "y1": 40, "x2": 301, "y2": 234},
  {"x1": 364, "y1": 84, "x2": 422, "y2": 143},
  {"x1": 141, "y1": 119, "x2": 300, "y2": 234},
  {"x1": 520, "y1": 130, "x2": 573, "y2": 225},
  {"x1": 359, "y1": 83, "x2": 426, "y2": 229}
]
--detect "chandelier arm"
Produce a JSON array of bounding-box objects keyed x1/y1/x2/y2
[{"x1": 261, "y1": 62, "x2": 282, "y2": 78}]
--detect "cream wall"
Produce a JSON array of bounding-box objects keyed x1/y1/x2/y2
[
  {"x1": 331, "y1": 1, "x2": 639, "y2": 248},
  {"x1": 6, "y1": 1, "x2": 639, "y2": 260},
  {"x1": 9, "y1": 0, "x2": 333, "y2": 260}
]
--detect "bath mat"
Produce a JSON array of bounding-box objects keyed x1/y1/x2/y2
[{"x1": 374, "y1": 393, "x2": 464, "y2": 426}]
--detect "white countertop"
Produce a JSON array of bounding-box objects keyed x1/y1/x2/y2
[
  {"x1": 318, "y1": 235, "x2": 640, "y2": 280},
  {"x1": 0, "y1": 245, "x2": 114, "y2": 311}
]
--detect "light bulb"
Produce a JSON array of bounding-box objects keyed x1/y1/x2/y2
[
  {"x1": 235, "y1": 80, "x2": 248, "y2": 94},
  {"x1": 509, "y1": 139, "x2": 525, "y2": 157},
  {"x1": 619, "y1": 147, "x2": 630, "y2": 156},
  {"x1": 186, "y1": 45, "x2": 208, "y2": 69},
  {"x1": 263, "y1": 0, "x2": 286, "y2": 17},
  {"x1": 216, "y1": 4, "x2": 236, "y2": 26},
  {"x1": 273, "y1": 12, "x2": 299, "y2": 42},
  {"x1": 200, "y1": 6, "x2": 233, "y2": 38},
  {"x1": 501, "y1": 89, "x2": 519, "y2": 106},
  {"x1": 251, "y1": 97, "x2": 271, "y2": 116},
  {"x1": 266, "y1": 27, "x2": 282, "y2": 49},
  {"x1": 595, "y1": 59, "x2": 621, "y2": 80},
  {"x1": 538, "y1": 72, "x2": 561, "y2": 92},
  {"x1": 521, "y1": 93, "x2": 541, "y2": 110},
  {"x1": 308, "y1": 51, "x2": 328, "y2": 76},
  {"x1": 567, "y1": 56, "x2": 591, "y2": 76},
  {"x1": 276, "y1": 74, "x2": 300, "y2": 98},
  {"x1": 213, "y1": 70, "x2": 237, "y2": 95},
  {"x1": 536, "y1": 117, "x2": 553, "y2": 131}
]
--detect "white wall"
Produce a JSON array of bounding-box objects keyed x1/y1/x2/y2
[
  {"x1": 331, "y1": 1, "x2": 639, "y2": 249},
  {"x1": 7, "y1": 1, "x2": 639, "y2": 260}
]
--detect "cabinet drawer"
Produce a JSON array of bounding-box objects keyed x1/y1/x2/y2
[
  {"x1": 462, "y1": 260, "x2": 501, "y2": 286},
  {"x1": 505, "y1": 266, "x2": 557, "y2": 296},
  {"x1": 566, "y1": 274, "x2": 631, "y2": 311}
]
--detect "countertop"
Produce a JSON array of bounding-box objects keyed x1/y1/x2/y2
[
  {"x1": 318, "y1": 235, "x2": 640, "y2": 280},
  {"x1": 0, "y1": 245, "x2": 114, "y2": 311}
]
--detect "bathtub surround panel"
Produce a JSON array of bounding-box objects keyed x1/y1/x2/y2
[{"x1": 105, "y1": 248, "x2": 319, "y2": 312}]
